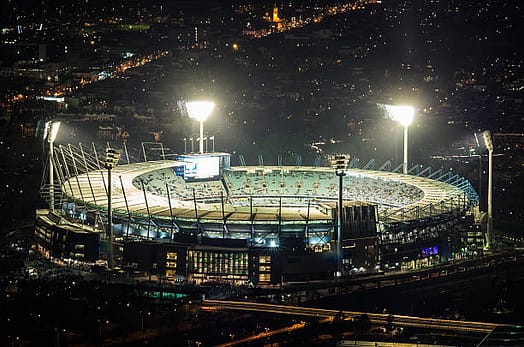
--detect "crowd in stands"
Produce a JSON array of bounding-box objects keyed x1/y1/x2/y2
[
  {"x1": 224, "y1": 169, "x2": 424, "y2": 208},
  {"x1": 132, "y1": 167, "x2": 425, "y2": 208},
  {"x1": 132, "y1": 168, "x2": 226, "y2": 201}
]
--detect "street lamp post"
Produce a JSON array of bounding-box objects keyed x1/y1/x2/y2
[
  {"x1": 384, "y1": 105, "x2": 415, "y2": 174},
  {"x1": 329, "y1": 154, "x2": 350, "y2": 278},
  {"x1": 105, "y1": 148, "x2": 121, "y2": 268},
  {"x1": 482, "y1": 130, "x2": 493, "y2": 251},
  {"x1": 46, "y1": 121, "x2": 61, "y2": 211},
  {"x1": 186, "y1": 101, "x2": 214, "y2": 154}
]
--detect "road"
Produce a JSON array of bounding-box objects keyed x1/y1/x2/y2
[{"x1": 202, "y1": 299, "x2": 509, "y2": 334}]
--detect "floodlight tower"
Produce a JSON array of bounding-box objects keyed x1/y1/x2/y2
[
  {"x1": 384, "y1": 105, "x2": 415, "y2": 174},
  {"x1": 186, "y1": 101, "x2": 214, "y2": 154},
  {"x1": 482, "y1": 130, "x2": 493, "y2": 251},
  {"x1": 46, "y1": 121, "x2": 61, "y2": 211},
  {"x1": 105, "y1": 148, "x2": 121, "y2": 268},
  {"x1": 329, "y1": 153, "x2": 350, "y2": 278}
]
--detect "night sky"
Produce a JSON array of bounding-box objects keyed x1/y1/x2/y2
[{"x1": 0, "y1": 0, "x2": 523, "y2": 344}]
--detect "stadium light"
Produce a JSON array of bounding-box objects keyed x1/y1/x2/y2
[
  {"x1": 46, "y1": 121, "x2": 60, "y2": 211},
  {"x1": 186, "y1": 101, "x2": 214, "y2": 154},
  {"x1": 384, "y1": 105, "x2": 415, "y2": 174},
  {"x1": 329, "y1": 153, "x2": 350, "y2": 278},
  {"x1": 47, "y1": 121, "x2": 61, "y2": 143},
  {"x1": 105, "y1": 147, "x2": 121, "y2": 268},
  {"x1": 482, "y1": 130, "x2": 493, "y2": 251}
]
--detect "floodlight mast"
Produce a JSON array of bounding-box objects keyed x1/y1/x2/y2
[
  {"x1": 186, "y1": 101, "x2": 214, "y2": 154},
  {"x1": 384, "y1": 105, "x2": 414, "y2": 175},
  {"x1": 105, "y1": 148, "x2": 121, "y2": 268},
  {"x1": 329, "y1": 153, "x2": 350, "y2": 278},
  {"x1": 482, "y1": 130, "x2": 493, "y2": 251},
  {"x1": 47, "y1": 121, "x2": 61, "y2": 211}
]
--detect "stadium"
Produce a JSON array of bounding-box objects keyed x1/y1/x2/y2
[{"x1": 34, "y1": 137, "x2": 481, "y2": 287}]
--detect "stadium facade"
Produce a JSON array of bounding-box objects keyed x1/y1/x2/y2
[{"x1": 34, "y1": 142, "x2": 483, "y2": 286}]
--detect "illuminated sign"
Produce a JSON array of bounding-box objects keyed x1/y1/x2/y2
[
  {"x1": 180, "y1": 156, "x2": 219, "y2": 180},
  {"x1": 421, "y1": 246, "x2": 438, "y2": 257}
]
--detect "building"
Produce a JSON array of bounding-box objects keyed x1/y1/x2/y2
[{"x1": 34, "y1": 142, "x2": 479, "y2": 286}]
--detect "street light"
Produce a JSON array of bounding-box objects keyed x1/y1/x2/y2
[
  {"x1": 329, "y1": 153, "x2": 350, "y2": 278},
  {"x1": 384, "y1": 105, "x2": 415, "y2": 174},
  {"x1": 482, "y1": 130, "x2": 493, "y2": 251},
  {"x1": 186, "y1": 101, "x2": 214, "y2": 154},
  {"x1": 105, "y1": 147, "x2": 121, "y2": 268},
  {"x1": 45, "y1": 121, "x2": 61, "y2": 211}
]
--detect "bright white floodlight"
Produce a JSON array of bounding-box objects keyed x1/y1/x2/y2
[
  {"x1": 46, "y1": 121, "x2": 61, "y2": 143},
  {"x1": 186, "y1": 101, "x2": 214, "y2": 153},
  {"x1": 385, "y1": 105, "x2": 415, "y2": 174},
  {"x1": 385, "y1": 105, "x2": 414, "y2": 127}
]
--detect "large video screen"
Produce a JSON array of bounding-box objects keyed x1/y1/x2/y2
[
  {"x1": 421, "y1": 245, "x2": 438, "y2": 257},
  {"x1": 182, "y1": 156, "x2": 220, "y2": 180}
]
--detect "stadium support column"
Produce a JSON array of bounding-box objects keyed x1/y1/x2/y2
[
  {"x1": 221, "y1": 192, "x2": 226, "y2": 239},
  {"x1": 329, "y1": 154, "x2": 350, "y2": 278},
  {"x1": 105, "y1": 148, "x2": 121, "y2": 268},
  {"x1": 166, "y1": 184, "x2": 174, "y2": 241},
  {"x1": 120, "y1": 176, "x2": 131, "y2": 238},
  {"x1": 123, "y1": 141, "x2": 130, "y2": 164},
  {"x1": 140, "y1": 180, "x2": 152, "y2": 239},
  {"x1": 305, "y1": 200, "x2": 311, "y2": 249},
  {"x1": 250, "y1": 195, "x2": 254, "y2": 240},
  {"x1": 210, "y1": 136, "x2": 215, "y2": 152}
]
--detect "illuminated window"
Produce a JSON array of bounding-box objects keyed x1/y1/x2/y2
[
  {"x1": 187, "y1": 250, "x2": 248, "y2": 278},
  {"x1": 259, "y1": 255, "x2": 271, "y2": 264},
  {"x1": 258, "y1": 273, "x2": 271, "y2": 283},
  {"x1": 166, "y1": 252, "x2": 177, "y2": 277}
]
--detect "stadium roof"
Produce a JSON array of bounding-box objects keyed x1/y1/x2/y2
[{"x1": 60, "y1": 161, "x2": 469, "y2": 224}]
